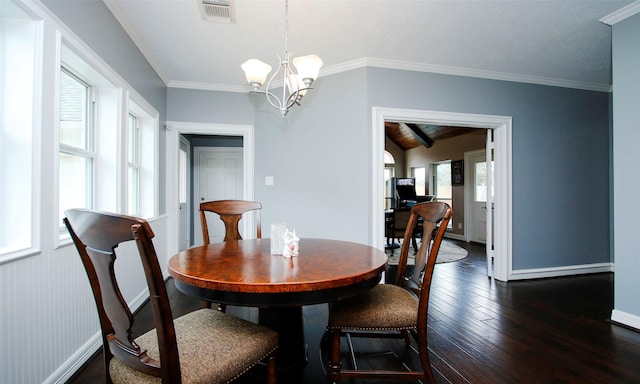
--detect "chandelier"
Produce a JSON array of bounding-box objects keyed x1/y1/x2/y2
[{"x1": 241, "y1": 0, "x2": 323, "y2": 118}]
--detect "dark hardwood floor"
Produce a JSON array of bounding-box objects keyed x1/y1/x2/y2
[{"x1": 66, "y1": 240, "x2": 640, "y2": 383}]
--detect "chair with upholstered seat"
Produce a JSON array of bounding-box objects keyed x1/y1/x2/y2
[
  {"x1": 200, "y1": 200, "x2": 262, "y2": 244},
  {"x1": 199, "y1": 200, "x2": 262, "y2": 310},
  {"x1": 386, "y1": 208, "x2": 420, "y2": 255},
  {"x1": 64, "y1": 209, "x2": 278, "y2": 384},
  {"x1": 325, "y1": 201, "x2": 452, "y2": 384}
]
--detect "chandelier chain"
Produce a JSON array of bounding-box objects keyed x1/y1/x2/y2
[{"x1": 284, "y1": 0, "x2": 289, "y2": 55}]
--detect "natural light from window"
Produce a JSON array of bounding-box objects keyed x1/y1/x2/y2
[
  {"x1": 1, "y1": 5, "x2": 36, "y2": 257},
  {"x1": 56, "y1": 41, "x2": 159, "y2": 239},
  {"x1": 412, "y1": 166, "x2": 426, "y2": 195},
  {"x1": 433, "y1": 161, "x2": 453, "y2": 228},
  {"x1": 474, "y1": 160, "x2": 494, "y2": 202},
  {"x1": 58, "y1": 67, "x2": 94, "y2": 226},
  {"x1": 384, "y1": 151, "x2": 395, "y2": 210},
  {"x1": 127, "y1": 113, "x2": 140, "y2": 215}
]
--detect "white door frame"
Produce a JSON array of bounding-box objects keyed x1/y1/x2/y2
[
  {"x1": 165, "y1": 121, "x2": 255, "y2": 257},
  {"x1": 372, "y1": 107, "x2": 513, "y2": 281},
  {"x1": 178, "y1": 136, "x2": 191, "y2": 251}
]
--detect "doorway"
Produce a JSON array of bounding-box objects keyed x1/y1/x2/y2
[
  {"x1": 372, "y1": 108, "x2": 512, "y2": 281},
  {"x1": 165, "y1": 122, "x2": 255, "y2": 257}
]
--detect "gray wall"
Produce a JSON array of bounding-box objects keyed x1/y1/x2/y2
[
  {"x1": 255, "y1": 69, "x2": 371, "y2": 242},
  {"x1": 168, "y1": 88, "x2": 254, "y2": 125},
  {"x1": 169, "y1": 69, "x2": 371, "y2": 243},
  {"x1": 366, "y1": 68, "x2": 611, "y2": 270},
  {"x1": 168, "y1": 66, "x2": 611, "y2": 271},
  {"x1": 612, "y1": 13, "x2": 640, "y2": 321}
]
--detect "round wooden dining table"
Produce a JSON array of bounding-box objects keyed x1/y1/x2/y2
[{"x1": 168, "y1": 238, "x2": 387, "y2": 371}]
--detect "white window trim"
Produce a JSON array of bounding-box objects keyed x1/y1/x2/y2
[
  {"x1": 127, "y1": 112, "x2": 141, "y2": 215},
  {"x1": 124, "y1": 95, "x2": 159, "y2": 218},
  {"x1": 45, "y1": 11, "x2": 160, "y2": 248}
]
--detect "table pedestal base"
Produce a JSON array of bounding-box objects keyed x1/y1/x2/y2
[{"x1": 259, "y1": 306, "x2": 308, "y2": 370}]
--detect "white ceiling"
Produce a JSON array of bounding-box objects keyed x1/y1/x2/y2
[{"x1": 105, "y1": 0, "x2": 635, "y2": 93}]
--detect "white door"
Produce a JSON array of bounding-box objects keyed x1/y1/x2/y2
[
  {"x1": 467, "y1": 150, "x2": 488, "y2": 244},
  {"x1": 193, "y1": 147, "x2": 243, "y2": 246},
  {"x1": 178, "y1": 137, "x2": 190, "y2": 251}
]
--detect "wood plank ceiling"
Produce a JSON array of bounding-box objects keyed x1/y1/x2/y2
[{"x1": 385, "y1": 122, "x2": 482, "y2": 151}]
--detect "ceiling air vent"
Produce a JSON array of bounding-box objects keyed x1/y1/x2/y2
[{"x1": 200, "y1": 0, "x2": 235, "y2": 23}]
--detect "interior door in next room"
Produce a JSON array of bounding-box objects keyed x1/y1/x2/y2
[
  {"x1": 467, "y1": 150, "x2": 490, "y2": 244},
  {"x1": 193, "y1": 147, "x2": 243, "y2": 246}
]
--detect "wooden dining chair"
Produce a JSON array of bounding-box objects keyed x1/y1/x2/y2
[
  {"x1": 325, "y1": 201, "x2": 452, "y2": 384},
  {"x1": 199, "y1": 200, "x2": 262, "y2": 310},
  {"x1": 64, "y1": 209, "x2": 278, "y2": 384},
  {"x1": 387, "y1": 208, "x2": 420, "y2": 255},
  {"x1": 200, "y1": 200, "x2": 262, "y2": 244}
]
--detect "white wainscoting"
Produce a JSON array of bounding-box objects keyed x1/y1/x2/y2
[{"x1": 0, "y1": 215, "x2": 168, "y2": 384}]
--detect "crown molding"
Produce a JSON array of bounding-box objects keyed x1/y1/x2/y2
[
  {"x1": 167, "y1": 57, "x2": 611, "y2": 93},
  {"x1": 168, "y1": 80, "x2": 248, "y2": 93},
  {"x1": 600, "y1": 0, "x2": 640, "y2": 25},
  {"x1": 362, "y1": 57, "x2": 611, "y2": 92}
]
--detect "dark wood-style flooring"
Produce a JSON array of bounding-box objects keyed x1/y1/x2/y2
[{"x1": 66, "y1": 240, "x2": 640, "y2": 383}]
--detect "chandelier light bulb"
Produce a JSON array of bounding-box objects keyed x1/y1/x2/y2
[
  {"x1": 292, "y1": 55, "x2": 324, "y2": 86},
  {"x1": 241, "y1": 59, "x2": 272, "y2": 90}
]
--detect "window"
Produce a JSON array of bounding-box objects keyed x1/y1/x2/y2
[
  {"x1": 58, "y1": 67, "x2": 95, "y2": 225},
  {"x1": 383, "y1": 151, "x2": 395, "y2": 210},
  {"x1": 0, "y1": 4, "x2": 37, "y2": 257},
  {"x1": 56, "y1": 41, "x2": 159, "y2": 239},
  {"x1": 126, "y1": 98, "x2": 157, "y2": 218},
  {"x1": 383, "y1": 151, "x2": 395, "y2": 165},
  {"x1": 474, "y1": 160, "x2": 494, "y2": 203},
  {"x1": 127, "y1": 113, "x2": 140, "y2": 215},
  {"x1": 433, "y1": 162, "x2": 451, "y2": 201},
  {"x1": 411, "y1": 167, "x2": 426, "y2": 195},
  {"x1": 432, "y1": 161, "x2": 452, "y2": 228}
]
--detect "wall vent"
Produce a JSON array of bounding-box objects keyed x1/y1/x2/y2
[{"x1": 200, "y1": 0, "x2": 235, "y2": 23}]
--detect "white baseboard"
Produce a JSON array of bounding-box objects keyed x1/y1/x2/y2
[
  {"x1": 46, "y1": 287, "x2": 151, "y2": 384},
  {"x1": 444, "y1": 233, "x2": 465, "y2": 241},
  {"x1": 45, "y1": 333, "x2": 102, "y2": 384},
  {"x1": 130, "y1": 287, "x2": 151, "y2": 312},
  {"x1": 509, "y1": 262, "x2": 613, "y2": 280},
  {"x1": 611, "y1": 309, "x2": 640, "y2": 331}
]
